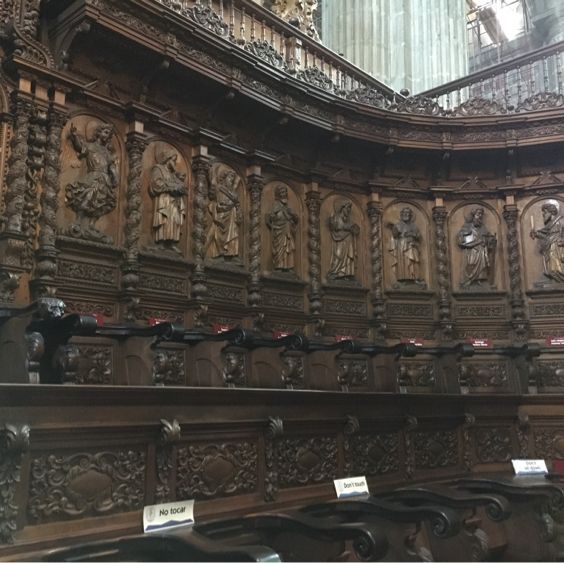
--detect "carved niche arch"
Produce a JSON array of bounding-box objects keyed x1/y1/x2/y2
[
  {"x1": 383, "y1": 200, "x2": 430, "y2": 291},
  {"x1": 59, "y1": 113, "x2": 124, "y2": 245},
  {"x1": 449, "y1": 201, "x2": 504, "y2": 291},
  {"x1": 262, "y1": 180, "x2": 303, "y2": 278},
  {"x1": 320, "y1": 193, "x2": 366, "y2": 286},
  {"x1": 522, "y1": 196, "x2": 564, "y2": 289},
  {"x1": 142, "y1": 139, "x2": 190, "y2": 256}
]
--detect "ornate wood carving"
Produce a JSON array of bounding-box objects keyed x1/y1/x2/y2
[
  {"x1": 156, "y1": 419, "x2": 181, "y2": 504},
  {"x1": 462, "y1": 413, "x2": 476, "y2": 472},
  {"x1": 337, "y1": 358, "x2": 368, "y2": 391},
  {"x1": 367, "y1": 201, "x2": 386, "y2": 336},
  {"x1": 26, "y1": 331, "x2": 44, "y2": 384},
  {"x1": 398, "y1": 361, "x2": 435, "y2": 388},
  {"x1": 222, "y1": 350, "x2": 246, "y2": 387},
  {"x1": 176, "y1": 441, "x2": 258, "y2": 500},
  {"x1": 122, "y1": 131, "x2": 147, "y2": 298},
  {"x1": 516, "y1": 413, "x2": 530, "y2": 458},
  {"x1": 75, "y1": 345, "x2": 112, "y2": 385},
  {"x1": 343, "y1": 415, "x2": 360, "y2": 476},
  {"x1": 432, "y1": 206, "x2": 453, "y2": 339},
  {"x1": 305, "y1": 190, "x2": 322, "y2": 316},
  {"x1": 28, "y1": 449, "x2": 145, "y2": 523},
  {"x1": 403, "y1": 415, "x2": 418, "y2": 479},
  {"x1": 347, "y1": 431, "x2": 400, "y2": 476},
  {"x1": 459, "y1": 361, "x2": 509, "y2": 388},
  {"x1": 247, "y1": 174, "x2": 263, "y2": 308},
  {"x1": 474, "y1": 427, "x2": 512, "y2": 463},
  {"x1": 264, "y1": 416, "x2": 283, "y2": 502},
  {"x1": 190, "y1": 154, "x2": 210, "y2": 301},
  {"x1": 534, "y1": 428, "x2": 564, "y2": 459},
  {"x1": 0, "y1": 424, "x2": 30, "y2": 544},
  {"x1": 503, "y1": 204, "x2": 528, "y2": 337},
  {"x1": 281, "y1": 354, "x2": 304, "y2": 389},
  {"x1": 152, "y1": 349, "x2": 184, "y2": 386},
  {"x1": 413, "y1": 430, "x2": 458, "y2": 469},
  {"x1": 33, "y1": 105, "x2": 66, "y2": 297},
  {"x1": 276, "y1": 436, "x2": 337, "y2": 488}
]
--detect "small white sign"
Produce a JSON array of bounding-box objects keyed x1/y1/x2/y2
[
  {"x1": 143, "y1": 500, "x2": 195, "y2": 533},
  {"x1": 512, "y1": 459, "x2": 548, "y2": 475},
  {"x1": 334, "y1": 476, "x2": 369, "y2": 498}
]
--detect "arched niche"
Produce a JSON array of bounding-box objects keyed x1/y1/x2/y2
[
  {"x1": 261, "y1": 180, "x2": 304, "y2": 278},
  {"x1": 205, "y1": 161, "x2": 246, "y2": 264},
  {"x1": 383, "y1": 201, "x2": 430, "y2": 291},
  {"x1": 320, "y1": 193, "x2": 367, "y2": 287},
  {"x1": 59, "y1": 113, "x2": 124, "y2": 245},
  {"x1": 522, "y1": 196, "x2": 564, "y2": 290},
  {"x1": 142, "y1": 140, "x2": 190, "y2": 257},
  {"x1": 449, "y1": 202, "x2": 504, "y2": 292}
]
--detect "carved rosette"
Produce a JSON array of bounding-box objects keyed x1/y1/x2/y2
[
  {"x1": 432, "y1": 206, "x2": 453, "y2": 339},
  {"x1": 0, "y1": 424, "x2": 31, "y2": 544},
  {"x1": 122, "y1": 131, "x2": 147, "y2": 293},
  {"x1": 306, "y1": 191, "x2": 322, "y2": 316},
  {"x1": 33, "y1": 106, "x2": 67, "y2": 297},
  {"x1": 503, "y1": 205, "x2": 528, "y2": 338},
  {"x1": 367, "y1": 201, "x2": 386, "y2": 337},
  {"x1": 191, "y1": 155, "x2": 210, "y2": 301},
  {"x1": 247, "y1": 174, "x2": 263, "y2": 309},
  {"x1": 4, "y1": 92, "x2": 33, "y2": 235},
  {"x1": 264, "y1": 416, "x2": 283, "y2": 502}
]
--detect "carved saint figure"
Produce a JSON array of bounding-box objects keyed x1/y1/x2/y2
[
  {"x1": 327, "y1": 200, "x2": 359, "y2": 280},
  {"x1": 149, "y1": 148, "x2": 187, "y2": 251},
  {"x1": 206, "y1": 166, "x2": 243, "y2": 259},
  {"x1": 266, "y1": 185, "x2": 298, "y2": 271},
  {"x1": 530, "y1": 202, "x2": 564, "y2": 283},
  {"x1": 388, "y1": 207, "x2": 423, "y2": 285},
  {"x1": 65, "y1": 121, "x2": 119, "y2": 242},
  {"x1": 457, "y1": 207, "x2": 497, "y2": 287}
]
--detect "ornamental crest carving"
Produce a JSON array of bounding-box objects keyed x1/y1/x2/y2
[
  {"x1": 297, "y1": 67, "x2": 334, "y2": 91},
  {"x1": 244, "y1": 40, "x2": 287, "y2": 69}
]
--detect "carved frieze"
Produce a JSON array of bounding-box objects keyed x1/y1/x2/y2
[
  {"x1": 65, "y1": 300, "x2": 115, "y2": 318},
  {"x1": 413, "y1": 430, "x2": 458, "y2": 469},
  {"x1": 474, "y1": 427, "x2": 512, "y2": 463},
  {"x1": 398, "y1": 361, "x2": 435, "y2": 388},
  {"x1": 533, "y1": 428, "x2": 564, "y2": 459},
  {"x1": 153, "y1": 350, "x2": 184, "y2": 386},
  {"x1": 263, "y1": 291, "x2": 302, "y2": 310},
  {"x1": 140, "y1": 273, "x2": 185, "y2": 294},
  {"x1": 28, "y1": 450, "x2": 146, "y2": 523},
  {"x1": 459, "y1": 361, "x2": 509, "y2": 388},
  {"x1": 75, "y1": 345, "x2": 112, "y2": 385},
  {"x1": 386, "y1": 302, "x2": 433, "y2": 318},
  {"x1": 537, "y1": 360, "x2": 564, "y2": 388},
  {"x1": 176, "y1": 442, "x2": 258, "y2": 500},
  {"x1": 346, "y1": 432, "x2": 400, "y2": 476},
  {"x1": 276, "y1": 436, "x2": 337, "y2": 488},
  {"x1": 531, "y1": 303, "x2": 564, "y2": 317},
  {"x1": 244, "y1": 40, "x2": 286, "y2": 69},
  {"x1": 207, "y1": 283, "x2": 245, "y2": 303},
  {"x1": 324, "y1": 299, "x2": 366, "y2": 316},
  {"x1": 455, "y1": 304, "x2": 506, "y2": 318},
  {"x1": 58, "y1": 260, "x2": 117, "y2": 285}
]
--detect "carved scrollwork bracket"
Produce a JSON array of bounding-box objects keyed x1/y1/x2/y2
[
  {"x1": 264, "y1": 416, "x2": 283, "y2": 502},
  {"x1": 0, "y1": 423, "x2": 30, "y2": 544},
  {"x1": 403, "y1": 415, "x2": 418, "y2": 479},
  {"x1": 155, "y1": 419, "x2": 181, "y2": 504},
  {"x1": 462, "y1": 412, "x2": 476, "y2": 472},
  {"x1": 516, "y1": 412, "x2": 530, "y2": 458},
  {"x1": 343, "y1": 415, "x2": 360, "y2": 476}
]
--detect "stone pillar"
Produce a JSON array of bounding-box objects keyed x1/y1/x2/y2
[
  {"x1": 306, "y1": 185, "x2": 322, "y2": 317},
  {"x1": 322, "y1": 0, "x2": 468, "y2": 93}
]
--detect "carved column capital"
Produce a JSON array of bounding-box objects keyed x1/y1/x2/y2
[
  {"x1": 367, "y1": 200, "x2": 386, "y2": 337},
  {"x1": 306, "y1": 190, "x2": 322, "y2": 317},
  {"x1": 503, "y1": 203, "x2": 528, "y2": 338},
  {"x1": 432, "y1": 205, "x2": 453, "y2": 340},
  {"x1": 191, "y1": 155, "x2": 211, "y2": 301},
  {"x1": 247, "y1": 173, "x2": 264, "y2": 311}
]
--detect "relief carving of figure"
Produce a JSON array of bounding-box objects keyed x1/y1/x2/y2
[
  {"x1": 388, "y1": 207, "x2": 424, "y2": 287},
  {"x1": 65, "y1": 121, "x2": 119, "y2": 243},
  {"x1": 149, "y1": 148, "x2": 187, "y2": 252},
  {"x1": 266, "y1": 184, "x2": 298, "y2": 272},
  {"x1": 206, "y1": 165, "x2": 243, "y2": 260},
  {"x1": 530, "y1": 201, "x2": 564, "y2": 283},
  {"x1": 327, "y1": 200, "x2": 359, "y2": 280},
  {"x1": 457, "y1": 207, "x2": 497, "y2": 288}
]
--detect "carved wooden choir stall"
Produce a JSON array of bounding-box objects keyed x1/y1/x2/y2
[{"x1": 3, "y1": 0, "x2": 564, "y2": 560}]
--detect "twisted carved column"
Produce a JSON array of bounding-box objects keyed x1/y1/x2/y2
[
  {"x1": 247, "y1": 174, "x2": 263, "y2": 309},
  {"x1": 503, "y1": 204, "x2": 528, "y2": 338},
  {"x1": 306, "y1": 190, "x2": 322, "y2": 316},
  {"x1": 122, "y1": 131, "x2": 147, "y2": 291},
  {"x1": 191, "y1": 155, "x2": 210, "y2": 301},
  {"x1": 4, "y1": 92, "x2": 33, "y2": 234},
  {"x1": 32, "y1": 104, "x2": 67, "y2": 297},
  {"x1": 432, "y1": 205, "x2": 454, "y2": 339},
  {"x1": 367, "y1": 201, "x2": 386, "y2": 337}
]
